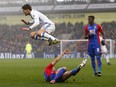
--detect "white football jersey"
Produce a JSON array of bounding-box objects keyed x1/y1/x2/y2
[
  {"x1": 99, "y1": 36, "x2": 103, "y2": 42},
  {"x1": 100, "y1": 36, "x2": 108, "y2": 53},
  {"x1": 29, "y1": 9, "x2": 54, "y2": 29}
]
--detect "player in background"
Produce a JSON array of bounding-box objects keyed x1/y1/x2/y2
[
  {"x1": 25, "y1": 42, "x2": 32, "y2": 58},
  {"x1": 99, "y1": 34, "x2": 111, "y2": 65},
  {"x1": 84, "y1": 15, "x2": 105, "y2": 77},
  {"x1": 21, "y1": 4, "x2": 60, "y2": 46},
  {"x1": 44, "y1": 49, "x2": 87, "y2": 84}
]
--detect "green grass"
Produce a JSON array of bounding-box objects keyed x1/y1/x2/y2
[{"x1": 0, "y1": 58, "x2": 116, "y2": 87}]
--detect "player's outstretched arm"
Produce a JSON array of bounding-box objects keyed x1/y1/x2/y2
[
  {"x1": 51, "y1": 49, "x2": 71, "y2": 66},
  {"x1": 21, "y1": 20, "x2": 31, "y2": 31},
  {"x1": 21, "y1": 19, "x2": 29, "y2": 25},
  {"x1": 21, "y1": 27, "x2": 30, "y2": 31}
]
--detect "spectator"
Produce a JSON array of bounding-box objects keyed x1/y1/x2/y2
[{"x1": 0, "y1": 21, "x2": 116, "y2": 54}]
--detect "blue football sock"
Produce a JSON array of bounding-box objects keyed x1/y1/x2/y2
[
  {"x1": 53, "y1": 68, "x2": 66, "y2": 81},
  {"x1": 70, "y1": 67, "x2": 81, "y2": 76},
  {"x1": 90, "y1": 56, "x2": 96, "y2": 74},
  {"x1": 96, "y1": 55, "x2": 102, "y2": 72}
]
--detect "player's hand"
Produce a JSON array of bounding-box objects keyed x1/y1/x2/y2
[
  {"x1": 85, "y1": 33, "x2": 94, "y2": 39},
  {"x1": 101, "y1": 40, "x2": 105, "y2": 45},
  {"x1": 21, "y1": 27, "x2": 30, "y2": 31},
  {"x1": 63, "y1": 49, "x2": 71, "y2": 54},
  {"x1": 88, "y1": 33, "x2": 94, "y2": 38}
]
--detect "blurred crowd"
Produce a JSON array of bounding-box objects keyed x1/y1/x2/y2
[
  {"x1": 0, "y1": 21, "x2": 116, "y2": 53},
  {"x1": 90, "y1": 0, "x2": 116, "y2": 3},
  {"x1": 0, "y1": 0, "x2": 115, "y2": 7}
]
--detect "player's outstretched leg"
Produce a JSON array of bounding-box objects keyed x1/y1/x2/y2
[
  {"x1": 59, "y1": 59, "x2": 87, "y2": 81},
  {"x1": 70, "y1": 59, "x2": 87, "y2": 76},
  {"x1": 78, "y1": 59, "x2": 87, "y2": 69},
  {"x1": 48, "y1": 38, "x2": 60, "y2": 46},
  {"x1": 39, "y1": 32, "x2": 60, "y2": 46},
  {"x1": 31, "y1": 32, "x2": 60, "y2": 46}
]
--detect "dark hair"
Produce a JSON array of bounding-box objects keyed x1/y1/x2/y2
[
  {"x1": 88, "y1": 15, "x2": 95, "y2": 20},
  {"x1": 22, "y1": 4, "x2": 32, "y2": 10}
]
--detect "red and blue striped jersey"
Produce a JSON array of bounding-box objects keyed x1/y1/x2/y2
[{"x1": 84, "y1": 24, "x2": 103, "y2": 44}]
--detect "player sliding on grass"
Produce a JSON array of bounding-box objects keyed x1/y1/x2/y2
[
  {"x1": 21, "y1": 4, "x2": 60, "y2": 46},
  {"x1": 44, "y1": 49, "x2": 87, "y2": 84}
]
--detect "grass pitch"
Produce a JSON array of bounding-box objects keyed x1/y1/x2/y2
[{"x1": 0, "y1": 58, "x2": 116, "y2": 87}]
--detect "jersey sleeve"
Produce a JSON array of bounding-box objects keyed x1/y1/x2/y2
[
  {"x1": 28, "y1": 20, "x2": 34, "y2": 24},
  {"x1": 45, "y1": 63, "x2": 54, "y2": 71},
  {"x1": 29, "y1": 12, "x2": 40, "y2": 29},
  {"x1": 97, "y1": 24, "x2": 103, "y2": 33},
  {"x1": 84, "y1": 25, "x2": 88, "y2": 35}
]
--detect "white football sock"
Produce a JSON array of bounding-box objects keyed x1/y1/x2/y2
[
  {"x1": 41, "y1": 32, "x2": 56, "y2": 40},
  {"x1": 40, "y1": 37, "x2": 49, "y2": 40},
  {"x1": 33, "y1": 34, "x2": 39, "y2": 40},
  {"x1": 34, "y1": 34, "x2": 48, "y2": 41},
  {"x1": 106, "y1": 54, "x2": 110, "y2": 63}
]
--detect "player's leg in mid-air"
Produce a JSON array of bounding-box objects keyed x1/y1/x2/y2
[
  {"x1": 30, "y1": 31, "x2": 48, "y2": 40},
  {"x1": 31, "y1": 24, "x2": 60, "y2": 46},
  {"x1": 50, "y1": 59, "x2": 87, "y2": 84}
]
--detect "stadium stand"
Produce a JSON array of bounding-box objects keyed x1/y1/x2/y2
[
  {"x1": 87, "y1": 3, "x2": 116, "y2": 9},
  {"x1": 0, "y1": 0, "x2": 115, "y2": 7},
  {"x1": 0, "y1": 0, "x2": 116, "y2": 57},
  {"x1": 0, "y1": 0, "x2": 116, "y2": 13},
  {"x1": 54, "y1": 4, "x2": 87, "y2": 11},
  {"x1": 0, "y1": 21, "x2": 116, "y2": 53}
]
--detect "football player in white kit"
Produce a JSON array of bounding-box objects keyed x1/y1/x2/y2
[
  {"x1": 21, "y1": 4, "x2": 60, "y2": 46},
  {"x1": 100, "y1": 35, "x2": 111, "y2": 65}
]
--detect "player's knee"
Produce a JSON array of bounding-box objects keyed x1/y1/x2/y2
[
  {"x1": 37, "y1": 32, "x2": 41, "y2": 36},
  {"x1": 30, "y1": 34, "x2": 34, "y2": 39},
  {"x1": 37, "y1": 29, "x2": 46, "y2": 36},
  {"x1": 30, "y1": 32, "x2": 36, "y2": 36},
  {"x1": 63, "y1": 67, "x2": 68, "y2": 71},
  {"x1": 30, "y1": 32, "x2": 36, "y2": 38}
]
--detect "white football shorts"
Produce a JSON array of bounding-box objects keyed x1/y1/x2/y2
[
  {"x1": 101, "y1": 45, "x2": 108, "y2": 53},
  {"x1": 42, "y1": 23, "x2": 55, "y2": 34}
]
